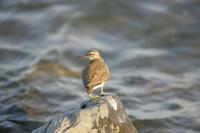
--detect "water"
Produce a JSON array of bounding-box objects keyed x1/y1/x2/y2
[{"x1": 0, "y1": 0, "x2": 200, "y2": 132}]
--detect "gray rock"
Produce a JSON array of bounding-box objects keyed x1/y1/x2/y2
[{"x1": 32, "y1": 94, "x2": 138, "y2": 133}]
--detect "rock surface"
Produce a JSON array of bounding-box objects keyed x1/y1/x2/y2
[{"x1": 32, "y1": 94, "x2": 138, "y2": 133}]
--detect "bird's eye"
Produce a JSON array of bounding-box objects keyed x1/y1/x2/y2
[{"x1": 88, "y1": 53, "x2": 92, "y2": 55}]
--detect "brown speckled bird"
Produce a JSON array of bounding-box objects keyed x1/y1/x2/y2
[{"x1": 79, "y1": 50, "x2": 110, "y2": 99}]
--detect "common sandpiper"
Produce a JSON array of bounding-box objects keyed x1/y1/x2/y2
[{"x1": 79, "y1": 50, "x2": 110, "y2": 99}]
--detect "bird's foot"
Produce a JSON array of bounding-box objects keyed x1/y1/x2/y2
[
  {"x1": 100, "y1": 89, "x2": 105, "y2": 96},
  {"x1": 89, "y1": 93, "x2": 100, "y2": 99},
  {"x1": 100, "y1": 92, "x2": 105, "y2": 96}
]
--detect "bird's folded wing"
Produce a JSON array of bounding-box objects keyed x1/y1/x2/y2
[
  {"x1": 87, "y1": 64, "x2": 109, "y2": 88},
  {"x1": 82, "y1": 68, "x2": 88, "y2": 88}
]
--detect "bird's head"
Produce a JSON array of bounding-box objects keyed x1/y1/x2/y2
[{"x1": 79, "y1": 50, "x2": 101, "y2": 61}]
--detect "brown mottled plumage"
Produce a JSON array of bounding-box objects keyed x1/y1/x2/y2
[{"x1": 79, "y1": 50, "x2": 110, "y2": 99}]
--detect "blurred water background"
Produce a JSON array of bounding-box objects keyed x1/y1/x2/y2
[{"x1": 0, "y1": 0, "x2": 200, "y2": 132}]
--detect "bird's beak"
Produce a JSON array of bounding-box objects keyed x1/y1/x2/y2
[{"x1": 77, "y1": 55, "x2": 88, "y2": 60}]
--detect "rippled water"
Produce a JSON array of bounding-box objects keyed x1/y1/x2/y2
[{"x1": 0, "y1": 0, "x2": 200, "y2": 132}]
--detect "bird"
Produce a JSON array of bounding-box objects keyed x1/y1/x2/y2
[{"x1": 79, "y1": 50, "x2": 110, "y2": 99}]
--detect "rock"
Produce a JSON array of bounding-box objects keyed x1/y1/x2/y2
[{"x1": 32, "y1": 94, "x2": 138, "y2": 133}]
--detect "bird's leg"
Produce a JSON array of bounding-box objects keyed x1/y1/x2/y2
[
  {"x1": 100, "y1": 84, "x2": 105, "y2": 95},
  {"x1": 87, "y1": 88, "x2": 100, "y2": 99}
]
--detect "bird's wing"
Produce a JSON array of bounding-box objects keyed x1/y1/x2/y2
[
  {"x1": 87, "y1": 63, "x2": 110, "y2": 88},
  {"x1": 82, "y1": 67, "x2": 88, "y2": 88}
]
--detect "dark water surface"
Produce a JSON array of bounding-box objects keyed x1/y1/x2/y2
[{"x1": 0, "y1": 0, "x2": 200, "y2": 132}]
